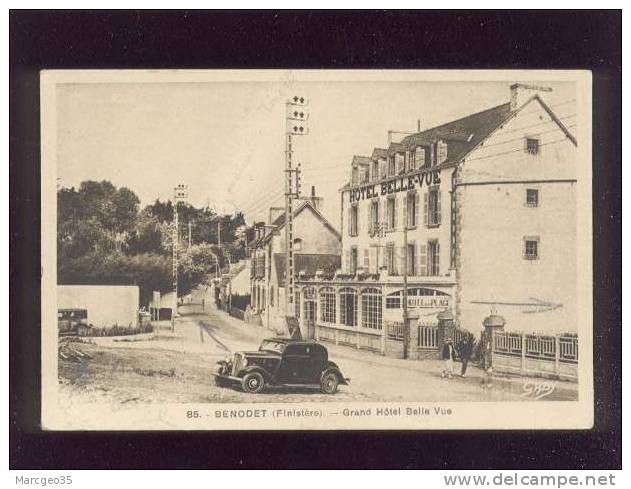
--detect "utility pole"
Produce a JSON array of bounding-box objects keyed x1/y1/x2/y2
[
  {"x1": 284, "y1": 95, "x2": 309, "y2": 336},
  {"x1": 172, "y1": 184, "x2": 188, "y2": 331},
  {"x1": 403, "y1": 223, "x2": 410, "y2": 359}
]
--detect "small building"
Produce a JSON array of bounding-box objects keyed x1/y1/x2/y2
[
  {"x1": 250, "y1": 193, "x2": 341, "y2": 332},
  {"x1": 295, "y1": 83, "x2": 578, "y2": 357},
  {"x1": 57, "y1": 285, "x2": 140, "y2": 328}
]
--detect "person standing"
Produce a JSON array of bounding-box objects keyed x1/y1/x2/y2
[{"x1": 441, "y1": 338, "x2": 456, "y2": 378}]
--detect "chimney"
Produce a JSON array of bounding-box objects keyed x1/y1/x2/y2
[
  {"x1": 510, "y1": 83, "x2": 552, "y2": 111},
  {"x1": 308, "y1": 185, "x2": 323, "y2": 213}
]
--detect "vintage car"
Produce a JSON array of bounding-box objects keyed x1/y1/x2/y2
[{"x1": 213, "y1": 338, "x2": 350, "y2": 394}]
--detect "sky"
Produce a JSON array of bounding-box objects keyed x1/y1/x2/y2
[{"x1": 56, "y1": 77, "x2": 575, "y2": 226}]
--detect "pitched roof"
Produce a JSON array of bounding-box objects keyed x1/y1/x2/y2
[
  {"x1": 256, "y1": 200, "x2": 341, "y2": 247},
  {"x1": 371, "y1": 148, "x2": 388, "y2": 160},
  {"x1": 398, "y1": 102, "x2": 513, "y2": 167},
  {"x1": 273, "y1": 253, "x2": 341, "y2": 287},
  {"x1": 351, "y1": 155, "x2": 371, "y2": 166}
]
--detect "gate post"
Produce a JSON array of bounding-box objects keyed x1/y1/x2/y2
[
  {"x1": 437, "y1": 309, "x2": 455, "y2": 358},
  {"x1": 482, "y1": 314, "x2": 506, "y2": 370}
]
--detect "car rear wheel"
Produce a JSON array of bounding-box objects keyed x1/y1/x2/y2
[
  {"x1": 242, "y1": 372, "x2": 265, "y2": 393},
  {"x1": 321, "y1": 372, "x2": 339, "y2": 394}
]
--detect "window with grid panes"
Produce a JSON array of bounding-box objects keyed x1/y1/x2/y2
[
  {"x1": 524, "y1": 237, "x2": 539, "y2": 260},
  {"x1": 428, "y1": 240, "x2": 440, "y2": 276},
  {"x1": 319, "y1": 287, "x2": 336, "y2": 323},
  {"x1": 339, "y1": 288, "x2": 357, "y2": 327},
  {"x1": 361, "y1": 288, "x2": 382, "y2": 330}
]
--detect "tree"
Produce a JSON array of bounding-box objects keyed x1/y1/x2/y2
[{"x1": 178, "y1": 243, "x2": 219, "y2": 296}]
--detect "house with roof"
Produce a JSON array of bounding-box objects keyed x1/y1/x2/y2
[
  {"x1": 295, "y1": 83, "x2": 578, "y2": 357},
  {"x1": 249, "y1": 190, "x2": 341, "y2": 332}
]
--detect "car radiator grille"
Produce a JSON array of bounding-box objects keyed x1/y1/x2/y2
[{"x1": 231, "y1": 353, "x2": 242, "y2": 376}]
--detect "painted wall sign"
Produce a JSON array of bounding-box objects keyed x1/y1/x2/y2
[
  {"x1": 349, "y1": 169, "x2": 441, "y2": 203},
  {"x1": 407, "y1": 296, "x2": 450, "y2": 309}
]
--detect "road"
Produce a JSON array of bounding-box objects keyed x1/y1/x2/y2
[{"x1": 58, "y1": 300, "x2": 578, "y2": 405}]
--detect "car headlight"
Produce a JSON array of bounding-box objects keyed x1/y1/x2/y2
[{"x1": 242, "y1": 358, "x2": 248, "y2": 367}]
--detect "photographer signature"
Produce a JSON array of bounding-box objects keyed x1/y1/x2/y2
[{"x1": 521, "y1": 380, "x2": 557, "y2": 400}]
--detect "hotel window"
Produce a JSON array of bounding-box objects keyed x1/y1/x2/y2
[
  {"x1": 352, "y1": 166, "x2": 358, "y2": 185},
  {"x1": 428, "y1": 240, "x2": 440, "y2": 276},
  {"x1": 387, "y1": 196, "x2": 396, "y2": 231},
  {"x1": 379, "y1": 159, "x2": 387, "y2": 179},
  {"x1": 349, "y1": 204, "x2": 358, "y2": 236},
  {"x1": 371, "y1": 200, "x2": 380, "y2": 234},
  {"x1": 385, "y1": 291, "x2": 402, "y2": 309},
  {"x1": 363, "y1": 248, "x2": 370, "y2": 268},
  {"x1": 386, "y1": 243, "x2": 397, "y2": 276},
  {"x1": 372, "y1": 160, "x2": 379, "y2": 181},
  {"x1": 319, "y1": 287, "x2": 336, "y2": 324},
  {"x1": 414, "y1": 146, "x2": 426, "y2": 168},
  {"x1": 406, "y1": 191, "x2": 419, "y2": 228},
  {"x1": 426, "y1": 187, "x2": 441, "y2": 227},
  {"x1": 407, "y1": 243, "x2": 416, "y2": 276},
  {"x1": 525, "y1": 137, "x2": 540, "y2": 155},
  {"x1": 388, "y1": 156, "x2": 396, "y2": 176},
  {"x1": 339, "y1": 288, "x2": 358, "y2": 327},
  {"x1": 524, "y1": 236, "x2": 539, "y2": 260},
  {"x1": 526, "y1": 188, "x2": 539, "y2": 207},
  {"x1": 395, "y1": 153, "x2": 405, "y2": 174},
  {"x1": 350, "y1": 247, "x2": 358, "y2": 274},
  {"x1": 361, "y1": 288, "x2": 382, "y2": 330}
]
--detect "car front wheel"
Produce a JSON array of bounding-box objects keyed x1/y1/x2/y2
[
  {"x1": 321, "y1": 372, "x2": 339, "y2": 394},
  {"x1": 241, "y1": 372, "x2": 265, "y2": 393}
]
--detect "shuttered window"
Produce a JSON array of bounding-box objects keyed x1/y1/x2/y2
[{"x1": 427, "y1": 187, "x2": 441, "y2": 227}]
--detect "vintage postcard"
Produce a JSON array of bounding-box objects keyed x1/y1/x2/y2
[{"x1": 40, "y1": 70, "x2": 593, "y2": 430}]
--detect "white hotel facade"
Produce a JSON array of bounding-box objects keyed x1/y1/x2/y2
[{"x1": 294, "y1": 84, "x2": 578, "y2": 354}]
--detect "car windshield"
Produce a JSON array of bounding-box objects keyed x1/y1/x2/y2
[{"x1": 259, "y1": 340, "x2": 286, "y2": 354}]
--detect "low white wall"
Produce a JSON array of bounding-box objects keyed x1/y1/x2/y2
[{"x1": 58, "y1": 285, "x2": 139, "y2": 328}]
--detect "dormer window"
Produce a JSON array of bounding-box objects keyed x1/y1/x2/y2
[
  {"x1": 379, "y1": 159, "x2": 387, "y2": 179},
  {"x1": 388, "y1": 156, "x2": 396, "y2": 176},
  {"x1": 372, "y1": 160, "x2": 379, "y2": 181},
  {"x1": 436, "y1": 140, "x2": 448, "y2": 165},
  {"x1": 395, "y1": 153, "x2": 405, "y2": 174},
  {"x1": 352, "y1": 166, "x2": 359, "y2": 185}
]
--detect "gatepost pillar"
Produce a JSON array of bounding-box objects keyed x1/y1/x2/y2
[
  {"x1": 407, "y1": 310, "x2": 420, "y2": 360},
  {"x1": 437, "y1": 309, "x2": 455, "y2": 358},
  {"x1": 482, "y1": 314, "x2": 506, "y2": 370}
]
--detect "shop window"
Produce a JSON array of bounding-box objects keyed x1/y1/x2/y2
[
  {"x1": 319, "y1": 287, "x2": 336, "y2": 324},
  {"x1": 339, "y1": 288, "x2": 357, "y2": 327},
  {"x1": 361, "y1": 288, "x2": 383, "y2": 330}
]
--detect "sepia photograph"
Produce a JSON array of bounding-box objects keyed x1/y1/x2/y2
[{"x1": 39, "y1": 69, "x2": 593, "y2": 431}]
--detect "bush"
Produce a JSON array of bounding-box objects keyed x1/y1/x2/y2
[{"x1": 81, "y1": 322, "x2": 153, "y2": 337}]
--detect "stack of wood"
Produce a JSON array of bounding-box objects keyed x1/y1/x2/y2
[{"x1": 58, "y1": 339, "x2": 92, "y2": 363}]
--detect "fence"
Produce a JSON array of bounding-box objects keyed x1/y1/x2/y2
[
  {"x1": 492, "y1": 331, "x2": 578, "y2": 381},
  {"x1": 387, "y1": 321, "x2": 405, "y2": 340},
  {"x1": 418, "y1": 325, "x2": 439, "y2": 349}
]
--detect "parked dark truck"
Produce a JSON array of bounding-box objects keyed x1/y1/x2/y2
[{"x1": 213, "y1": 338, "x2": 349, "y2": 394}]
